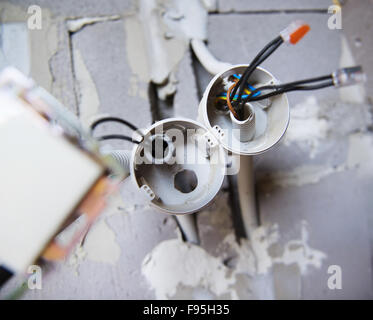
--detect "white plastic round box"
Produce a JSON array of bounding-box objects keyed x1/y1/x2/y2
[
  {"x1": 198, "y1": 65, "x2": 290, "y2": 155},
  {"x1": 130, "y1": 118, "x2": 226, "y2": 215}
]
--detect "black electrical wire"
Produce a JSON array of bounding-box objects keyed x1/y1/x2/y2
[
  {"x1": 271, "y1": 74, "x2": 332, "y2": 89},
  {"x1": 96, "y1": 134, "x2": 142, "y2": 144},
  {"x1": 90, "y1": 116, "x2": 142, "y2": 135},
  {"x1": 231, "y1": 36, "x2": 282, "y2": 100},
  {"x1": 252, "y1": 76, "x2": 332, "y2": 96},
  {"x1": 0, "y1": 265, "x2": 13, "y2": 289},
  {"x1": 253, "y1": 82, "x2": 333, "y2": 100},
  {"x1": 241, "y1": 79, "x2": 334, "y2": 103},
  {"x1": 91, "y1": 117, "x2": 144, "y2": 144},
  {"x1": 254, "y1": 39, "x2": 284, "y2": 70},
  {"x1": 231, "y1": 36, "x2": 284, "y2": 115}
]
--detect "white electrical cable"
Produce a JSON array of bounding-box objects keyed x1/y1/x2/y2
[
  {"x1": 237, "y1": 156, "x2": 258, "y2": 234},
  {"x1": 191, "y1": 39, "x2": 232, "y2": 75},
  {"x1": 103, "y1": 150, "x2": 132, "y2": 178},
  {"x1": 191, "y1": 43, "x2": 259, "y2": 235},
  {"x1": 176, "y1": 214, "x2": 199, "y2": 244}
]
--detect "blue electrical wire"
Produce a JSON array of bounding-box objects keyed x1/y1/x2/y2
[
  {"x1": 216, "y1": 74, "x2": 261, "y2": 99},
  {"x1": 232, "y1": 74, "x2": 258, "y2": 93}
]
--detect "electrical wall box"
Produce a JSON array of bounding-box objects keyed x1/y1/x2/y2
[
  {"x1": 198, "y1": 65, "x2": 290, "y2": 156},
  {"x1": 0, "y1": 68, "x2": 119, "y2": 274},
  {"x1": 130, "y1": 118, "x2": 227, "y2": 215},
  {"x1": 129, "y1": 66, "x2": 289, "y2": 215}
]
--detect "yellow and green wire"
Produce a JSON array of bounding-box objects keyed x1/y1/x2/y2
[{"x1": 215, "y1": 74, "x2": 261, "y2": 104}]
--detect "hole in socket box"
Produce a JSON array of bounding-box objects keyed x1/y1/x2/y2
[
  {"x1": 174, "y1": 169, "x2": 198, "y2": 194},
  {"x1": 151, "y1": 135, "x2": 169, "y2": 160}
]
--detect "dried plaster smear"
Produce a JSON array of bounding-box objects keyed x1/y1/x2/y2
[
  {"x1": 68, "y1": 193, "x2": 125, "y2": 274},
  {"x1": 124, "y1": 0, "x2": 207, "y2": 99},
  {"x1": 258, "y1": 131, "x2": 373, "y2": 191},
  {"x1": 283, "y1": 35, "x2": 370, "y2": 159},
  {"x1": 284, "y1": 95, "x2": 330, "y2": 157},
  {"x1": 72, "y1": 48, "x2": 100, "y2": 127},
  {"x1": 142, "y1": 199, "x2": 327, "y2": 300}
]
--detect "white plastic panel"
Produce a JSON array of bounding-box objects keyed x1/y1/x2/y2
[{"x1": 0, "y1": 91, "x2": 103, "y2": 272}]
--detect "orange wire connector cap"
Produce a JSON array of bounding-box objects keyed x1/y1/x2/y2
[{"x1": 280, "y1": 21, "x2": 310, "y2": 45}]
